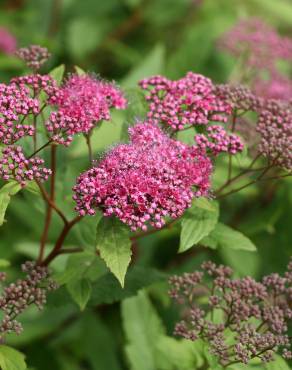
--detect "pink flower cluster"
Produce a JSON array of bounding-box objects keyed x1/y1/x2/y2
[
  {"x1": 219, "y1": 18, "x2": 292, "y2": 69},
  {"x1": 12, "y1": 74, "x2": 58, "y2": 100},
  {"x1": 0, "y1": 146, "x2": 51, "y2": 186},
  {"x1": 0, "y1": 27, "x2": 17, "y2": 55},
  {"x1": 0, "y1": 82, "x2": 39, "y2": 145},
  {"x1": 220, "y1": 18, "x2": 292, "y2": 102},
  {"x1": 139, "y1": 73, "x2": 231, "y2": 130},
  {"x1": 195, "y1": 125, "x2": 243, "y2": 155},
  {"x1": 15, "y1": 45, "x2": 51, "y2": 70},
  {"x1": 257, "y1": 100, "x2": 292, "y2": 170},
  {"x1": 47, "y1": 74, "x2": 127, "y2": 145},
  {"x1": 73, "y1": 122, "x2": 212, "y2": 231}
]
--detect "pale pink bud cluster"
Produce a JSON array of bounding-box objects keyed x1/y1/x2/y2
[
  {"x1": 0, "y1": 82, "x2": 39, "y2": 145},
  {"x1": 195, "y1": 125, "x2": 243, "y2": 155},
  {"x1": 0, "y1": 146, "x2": 51, "y2": 186},
  {"x1": 73, "y1": 122, "x2": 212, "y2": 231},
  {"x1": 139, "y1": 73, "x2": 231, "y2": 130},
  {"x1": 253, "y1": 74, "x2": 292, "y2": 102},
  {"x1": 219, "y1": 18, "x2": 292, "y2": 69},
  {"x1": 219, "y1": 18, "x2": 292, "y2": 103},
  {"x1": 215, "y1": 84, "x2": 263, "y2": 112},
  {"x1": 0, "y1": 27, "x2": 17, "y2": 55},
  {"x1": 169, "y1": 259, "x2": 292, "y2": 366},
  {"x1": 15, "y1": 45, "x2": 51, "y2": 70},
  {"x1": 257, "y1": 100, "x2": 292, "y2": 170},
  {"x1": 47, "y1": 74, "x2": 127, "y2": 144}
]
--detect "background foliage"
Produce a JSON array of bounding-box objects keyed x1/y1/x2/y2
[{"x1": 0, "y1": 0, "x2": 291, "y2": 369}]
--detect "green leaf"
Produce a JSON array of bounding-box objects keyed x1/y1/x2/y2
[
  {"x1": 122, "y1": 44, "x2": 165, "y2": 88},
  {"x1": 67, "y1": 278, "x2": 92, "y2": 311},
  {"x1": 0, "y1": 182, "x2": 21, "y2": 226},
  {"x1": 122, "y1": 291, "x2": 165, "y2": 370},
  {"x1": 209, "y1": 223, "x2": 257, "y2": 252},
  {"x1": 0, "y1": 346, "x2": 26, "y2": 370},
  {"x1": 90, "y1": 266, "x2": 166, "y2": 306},
  {"x1": 74, "y1": 65, "x2": 86, "y2": 75},
  {"x1": 192, "y1": 198, "x2": 218, "y2": 213},
  {"x1": 49, "y1": 64, "x2": 65, "y2": 85},
  {"x1": 264, "y1": 355, "x2": 291, "y2": 370},
  {"x1": 96, "y1": 217, "x2": 132, "y2": 287},
  {"x1": 54, "y1": 251, "x2": 107, "y2": 286},
  {"x1": 155, "y1": 337, "x2": 205, "y2": 370},
  {"x1": 179, "y1": 204, "x2": 219, "y2": 253},
  {"x1": 23, "y1": 181, "x2": 41, "y2": 196},
  {"x1": 0, "y1": 259, "x2": 10, "y2": 268}
]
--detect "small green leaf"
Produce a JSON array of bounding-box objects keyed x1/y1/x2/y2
[
  {"x1": 24, "y1": 181, "x2": 41, "y2": 196},
  {"x1": 0, "y1": 181, "x2": 22, "y2": 226},
  {"x1": 264, "y1": 355, "x2": 291, "y2": 370},
  {"x1": 67, "y1": 278, "x2": 92, "y2": 311},
  {"x1": 74, "y1": 65, "x2": 86, "y2": 75},
  {"x1": 209, "y1": 223, "x2": 257, "y2": 252},
  {"x1": 179, "y1": 204, "x2": 219, "y2": 253},
  {"x1": 122, "y1": 291, "x2": 165, "y2": 370},
  {"x1": 0, "y1": 259, "x2": 10, "y2": 268},
  {"x1": 49, "y1": 64, "x2": 65, "y2": 85},
  {"x1": 96, "y1": 217, "x2": 132, "y2": 287},
  {"x1": 0, "y1": 345, "x2": 27, "y2": 370},
  {"x1": 192, "y1": 198, "x2": 218, "y2": 212}
]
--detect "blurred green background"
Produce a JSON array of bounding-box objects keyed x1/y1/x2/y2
[{"x1": 0, "y1": 0, "x2": 292, "y2": 369}]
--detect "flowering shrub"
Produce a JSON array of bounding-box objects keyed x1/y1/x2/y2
[{"x1": 0, "y1": 33, "x2": 291, "y2": 369}]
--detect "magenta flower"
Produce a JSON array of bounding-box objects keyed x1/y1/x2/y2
[
  {"x1": 139, "y1": 73, "x2": 231, "y2": 130},
  {"x1": 195, "y1": 125, "x2": 243, "y2": 155},
  {"x1": 0, "y1": 27, "x2": 17, "y2": 55},
  {"x1": 47, "y1": 74, "x2": 127, "y2": 144},
  {"x1": 0, "y1": 82, "x2": 39, "y2": 145},
  {"x1": 73, "y1": 122, "x2": 212, "y2": 231},
  {"x1": 0, "y1": 146, "x2": 51, "y2": 186},
  {"x1": 15, "y1": 45, "x2": 50, "y2": 70}
]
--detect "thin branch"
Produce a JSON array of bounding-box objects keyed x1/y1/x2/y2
[
  {"x1": 41, "y1": 215, "x2": 83, "y2": 266},
  {"x1": 38, "y1": 145, "x2": 57, "y2": 263}
]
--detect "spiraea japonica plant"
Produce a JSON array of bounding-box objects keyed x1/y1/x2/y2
[{"x1": 0, "y1": 15, "x2": 291, "y2": 368}]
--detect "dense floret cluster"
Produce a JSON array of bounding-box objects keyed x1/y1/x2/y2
[
  {"x1": 169, "y1": 260, "x2": 292, "y2": 367},
  {"x1": 16, "y1": 45, "x2": 51, "y2": 70},
  {"x1": 0, "y1": 146, "x2": 51, "y2": 186},
  {"x1": 195, "y1": 125, "x2": 243, "y2": 155},
  {"x1": 139, "y1": 73, "x2": 231, "y2": 130},
  {"x1": 73, "y1": 122, "x2": 212, "y2": 231},
  {"x1": 0, "y1": 82, "x2": 39, "y2": 144},
  {"x1": 219, "y1": 18, "x2": 292, "y2": 102},
  {"x1": 47, "y1": 74, "x2": 127, "y2": 145},
  {"x1": 0, "y1": 262, "x2": 57, "y2": 339},
  {"x1": 257, "y1": 100, "x2": 292, "y2": 170}
]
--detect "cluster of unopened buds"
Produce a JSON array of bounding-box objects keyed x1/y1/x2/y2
[
  {"x1": 15, "y1": 45, "x2": 51, "y2": 71},
  {"x1": 169, "y1": 260, "x2": 292, "y2": 367},
  {"x1": 0, "y1": 146, "x2": 51, "y2": 186},
  {"x1": 0, "y1": 261, "x2": 57, "y2": 339}
]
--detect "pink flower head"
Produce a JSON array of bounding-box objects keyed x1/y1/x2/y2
[
  {"x1": 219, "y1": 18, "x2": 292, "y2": 69},
  {"x1": 257, "y1": 100, "x2": 292, "y2": 170},
  {"x1": 0, "y1": 27, "x2": 17, "y2": 55},
  {"x1": 195, "y1": 125, "x2": 243, "y2": 156},
  {"x1": 139, "y1": 73, "x2": 231, "y2": 130},
  {"x1": 253, "y1": 73, "x2": 292, "y2": 102},
  {"x1": 73, "y1": 122, "x2": 212, "y2": 231},
  {"x1": 11, "y1": 74, "x2": 59, "y2": 100},
  {"x1": 15, "y1": 45, "x2": 50, "y2": 70},
  {"x1": 0, "y1": 146, "x2": 51, "y2": 186},
  {"x1": 0, "y1": 82, "x2": 39, "y2": 145},
  {"x1": 47, "y1": 74, "x2": 127, "y2": 144}
]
